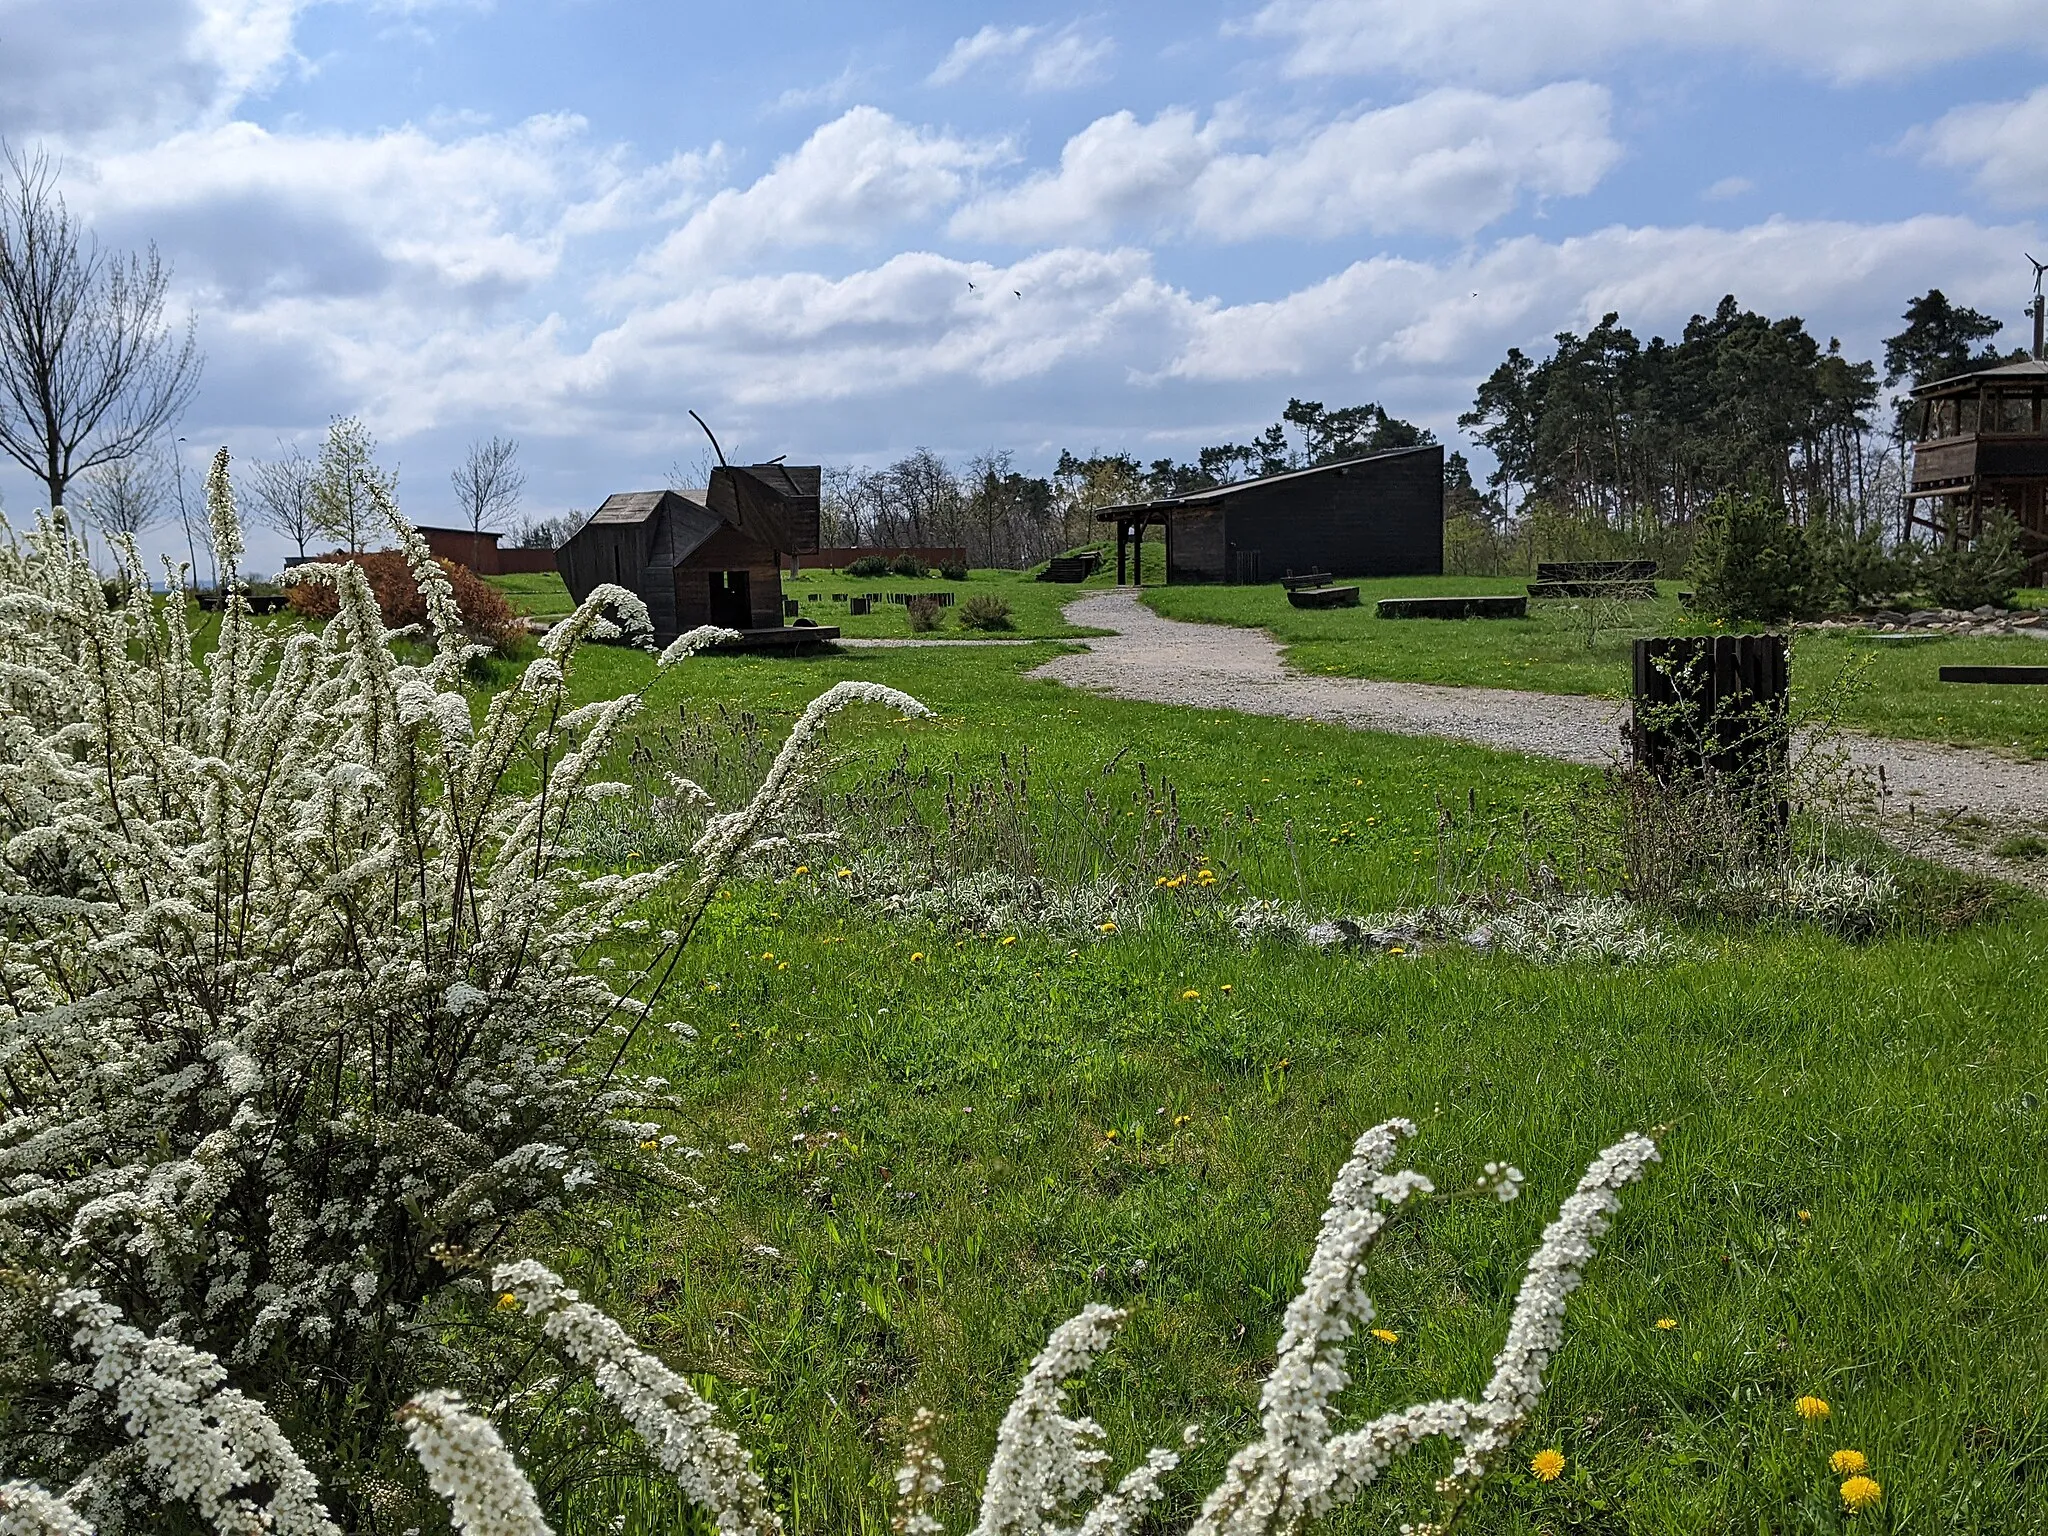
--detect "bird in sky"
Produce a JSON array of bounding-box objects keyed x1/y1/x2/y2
[
  {"x1": 1013, "y1": 289, "x2": 1022, "y2": 297},
  {"x1": 967, "y1": 280, "x2": 975, "y2": 290}
]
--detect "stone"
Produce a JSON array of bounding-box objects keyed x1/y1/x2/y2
[
  {"x1": 2013, "y1": 614, "x2": 2042, "y2": 628},
  {"x1": 1907, "y1": 611, "x2": 1939, "y2": 625},
  {"x1": 1972, "y1": 604, "x2": 1999, "y2": 619},
  {"x1": 1873, "y1": 610, "x2": 1907, "y2": 626}
]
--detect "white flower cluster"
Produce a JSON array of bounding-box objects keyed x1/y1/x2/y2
[
  {"x1": 493, "y1": 1260, "x2": 782, "y2": 1536},
  {"x1": 54, "y1": 1288, "x2": 338, "y2": 1536},
  {"x1": 398, "y1": 1391, "x2": 554, "y2": 1536},
  {"x1": 0, "y1": 1481, "x2": 92, "y2": 1536},
  {"x1": 0, "y1": 466, "x2": 928, "y2": 1512},
  {"x1": 968, "y1": 1303, "x2": 1182, "y2": 1536},
  {"x1": 989, "y1": 1123, "x2": 1661, "y2": 1536}
]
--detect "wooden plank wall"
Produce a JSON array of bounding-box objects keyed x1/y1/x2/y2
[{"x1": 1209, "y1": 444, "x2": 1443, "y2": 581}]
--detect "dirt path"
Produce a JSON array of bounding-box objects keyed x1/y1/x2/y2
[{"x1": 1029, "y1": 589, "x2": 2048, "y2": 887}]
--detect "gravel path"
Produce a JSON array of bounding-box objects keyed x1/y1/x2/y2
[{"x1": 1028, "y1": 589, "x2": 2048, "y2": 885}]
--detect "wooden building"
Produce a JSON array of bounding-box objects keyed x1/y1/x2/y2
[
  {"x1": 1907, "y1": 357, "x2": 2048, "y2": 575},
  {"x1": 413, "y1": 526, "x2": 557, "y2": 576},
  {"x1": 555, "y1": 463, "x2": 820, "y2": 640},
  {"x1": 1094, "y1": 444, "x2": 1443, "y2": 584}
]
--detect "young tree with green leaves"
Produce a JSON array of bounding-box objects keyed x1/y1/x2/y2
[{"x1": 312, "y1": 414, "x2": 395, "y2": 553}]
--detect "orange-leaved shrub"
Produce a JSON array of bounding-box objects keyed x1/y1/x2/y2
[{"x1": 286, "y1": 549, "x2": 523, "y2": 649}]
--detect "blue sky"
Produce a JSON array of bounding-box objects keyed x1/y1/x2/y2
[{"x1": 2, "y1": 0, "x2": 2044, "y2": 567}]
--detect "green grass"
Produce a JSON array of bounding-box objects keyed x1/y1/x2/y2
[
  {"x1": 1142, "y1": 577, "x2": 2048, "y2": 757},
  {"x1": 780, "y1": 567, "x2": 1111, "y2": 639},
  {"x1": 486, "y1": 570, "x2": 575, "y2": 618},
  {"x1": 509, "y1": 641, "x2": 2048, "y2": 1534},
  {"x1": 480, "y1": 565, "x2": 1113, "y2": 638}
]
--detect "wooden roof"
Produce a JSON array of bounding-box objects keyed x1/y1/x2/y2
[{"x1": 1911, "y1": 358, "x2": 2048, "y2": 399}]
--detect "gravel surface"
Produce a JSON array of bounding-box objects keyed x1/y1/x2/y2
[{"x1": 1030, "y1": 589, "x2": 2048, "y2": 887}]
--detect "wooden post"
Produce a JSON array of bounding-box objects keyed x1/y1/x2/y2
[
  {"x1": 1117, "y1": 521, "x2": 1128, "y2": 586},
  {"x1": 1630, "y1": 634, "x2": 1790, "y2": 814}
]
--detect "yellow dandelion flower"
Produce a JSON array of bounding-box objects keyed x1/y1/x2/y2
[
  {"x1": 1173, "y1": 1113, "x2": 1191, "y2": 1127},
  {"x1": 1154, "y1": 875, "x2": 1170, "y2": 887},
  {"x1": 793, "y1": 865, "x2": 809, "y2": 876},
  {"x1": 1104, "y1": 1128, "x2": 1119, "y2": 1141},
  {"x1": 1795, "y1": 1395, "x2": 1831, "y2": 1422},
  {"x1": 1655, "y1": 1317, "x2": 1678, "y2": 1330},
  {"x1": 1371, "y1": 1328, "x2": 1398, "y2": 1344},
  {"x1": 1830, "y1": 1449, "x2": 1868, "y2": 1476},
  {"x1": 1797, "y1": 1209, "x2": 1811, "y2": 1223},
  {"x1": 909, "y1": 952, "x2": 925, "y2": 963},
  {"x1": 836, "y1": 868, "x2": 853, "y2": 878},
  {"x1": 1000, "y1": 934, "x2": 1018, "y2": 946},
  {"x1": 1098, "y1": 921, "x2": 1118, "y2": 933},
  {"x1": 1220, "y1": 983, "x2": 1233, "y2": 993},
  {"x1": 1530, "y1": 1449, "x2": 1565, "y2": 1482},
  {"x1": 1839, "y1": 1475, "x2": 1881, "y2": 1513},
  {"x1": 1197, "y1": 868, "x2": 1214, "y2": 878},
  {"x1": 1388, "y1": 945, "x2": 1406, "y2": 955},
  {"x1": 496, "y1": 1292, "x2": 520, "y2": 1311},
  {"x1": 777, "y1": 961, "x2": 789, "y2": 972},
  {"x1": 1181, "y1": 988, "x2": 1201, "y2": 1000},
  {"x1": 759, "y1": 951, "x2": 774, "y2": 962},
  {"x1": 639, "y1": 1139, "x2": 658, "y2": 1151}
]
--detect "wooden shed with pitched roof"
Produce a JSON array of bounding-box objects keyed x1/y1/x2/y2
[{"x1": 555, "y1": 463, "x2": 821, "y2": 641}]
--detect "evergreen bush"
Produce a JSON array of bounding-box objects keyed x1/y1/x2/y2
[
  {"x1": 844, "y1": 554, "x2": 891, "y2": 577},
  {"x1": 1686, "y1": 492, "x2": 1829, "y2": 623}
]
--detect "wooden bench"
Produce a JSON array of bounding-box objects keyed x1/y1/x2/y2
[
  {"x1": 1287, "y1": 585, "x2": 1359, "y2": 609},
  {"x1": 1375, "y1": 595, "x2": 1527, "y2": 620},
  {"x1": 1528, "y1": 580, "x2": 1657, "y2": 599},
  {"x1": 1939, "y1": 666, "x2": 2048, "y2": 684}
]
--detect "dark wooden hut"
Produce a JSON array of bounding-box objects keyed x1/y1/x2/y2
[
  {"x1": 1094, "y1": 444, "x2": 1443, "y2": 585},
  {"x1": 1906, "y1": 357, "x2": 2048, "y2": 576},
  {"x1": 555, "y1": 464, "x2": 820, "y2": 640}
]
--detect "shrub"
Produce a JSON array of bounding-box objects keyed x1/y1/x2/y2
[
  {"x1": 1810, "y1": 520, "x2": 1913, "y2": 610},
  {"x1": 939, "y1": 562, "x2": 969, "y2": 581},
  {"x1": 285, "y1": 548, "x2": 523, "y2": 649},
  {"x1": 1687, "y1": 491, "x2": 1830, "y2": 623},
  {"x1": 890, "y1": 553, "x2": 929, "y2": 578},
  {"x1": 844, "y1": 554, "x2": 891, "y2": 577},
  {"x1": 958, "y1": 593, "x2": 1014, "y2": 630},
  {"x1": 0, "y1": 452, "x2": 929, "y2": 1528},
  {"x1": 905, "y1": 593, "x2": 945, "y2": 631},
  {"x1": 1922, "y1": 508, "x2": 2025, "y2": 610}
]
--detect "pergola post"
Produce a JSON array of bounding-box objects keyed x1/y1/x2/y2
[{"x1": 1117, "y1": 521, "x2": 1128, "y2": 585}]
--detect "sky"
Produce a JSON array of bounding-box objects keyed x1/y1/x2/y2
[{"x1": 1, "y1": 0, "x2": 2044, "y2": 570}]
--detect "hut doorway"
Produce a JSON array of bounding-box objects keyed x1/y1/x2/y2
[{"x1": 708, "y1": 569, "x2": 751, "y2": 629}]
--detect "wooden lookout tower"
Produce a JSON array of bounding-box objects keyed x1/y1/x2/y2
[{"x1": 1906, "y1": 278, "x2": 2048, "y2": 576}]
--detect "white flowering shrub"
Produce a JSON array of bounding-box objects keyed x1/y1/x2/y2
[
  {"x1": 2, "y1": 1119, "x2": 1656, "y2": 1536},
  {"x1": 0, "y1": 459, "x2": 928, "y2": 1526}
]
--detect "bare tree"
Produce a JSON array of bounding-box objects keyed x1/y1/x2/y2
[
  {"x1": 312, "y1": 414, "x2": 395, "y2": 553},
  {"x1": 247, "y1": 442, "x2": 321, "y2": 561},
  {"x1": 450, "y1": 433, "x2": 524, "y2": 533},
  {"x1": 0, "y1": 143, "x2": 201, "y2": 510},
  {"x1": 79, "y1": 443, "x2": 169, "y2": 542}
]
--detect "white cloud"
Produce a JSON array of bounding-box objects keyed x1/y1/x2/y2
[
  {"x1": 1245, "y1": 0, "x2": 2046, "y2": 85},
  {"x1": 74, "y1": 114, "x2": 705, "y2": 299},
  {"x1": 928, "y1": 22, "x2": 1113, "y2": 92},
  {"x1": 627, "y1": 108, "x2": 1004, "y2": 282},
  {"x1": 1909, "y1": 87, "x2": 2048, "y2": 209},
  {"x1": 1703, "y1": 176, "x2": 1755, "y2": 202},
  {"x1": 953, "y1": 84, "x2": 1618, "y2": 243},
  {"x1": 1020, "y1": 29, "x2": 1114, "y2": 91},
  {"x1": 929, "y1": 24, "x2": 1040, "y2": 85},
  {"x1": 1168, "y1": 214, "x2": 2032, "y2": 382}
]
